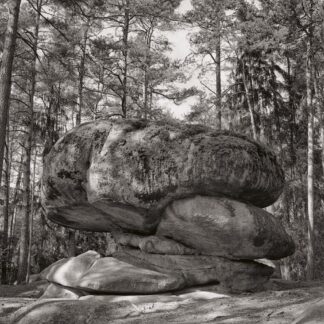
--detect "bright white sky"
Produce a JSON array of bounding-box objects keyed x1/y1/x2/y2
[
  {"x1": 164, "y1": 0, "x2": 238, "y2": 120},
  {"x1": 169, "y1": 0, "x2": 193, "y2": 60},
  {"x1": 161, "y1": 0, "x2": 196, "y2": 119}
]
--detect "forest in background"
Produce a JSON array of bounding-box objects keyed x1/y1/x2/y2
[{"x1": 0, "y1": 0, "x2": 323, "y2": 285}]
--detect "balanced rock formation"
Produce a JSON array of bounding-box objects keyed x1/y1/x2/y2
[{"x1": 41, "y1": 119, "x2": 295, "y2": 295}]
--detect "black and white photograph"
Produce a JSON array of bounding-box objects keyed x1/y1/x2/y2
[{"x1": 0, "y1": 0, "x2": 323, "y2": 323}]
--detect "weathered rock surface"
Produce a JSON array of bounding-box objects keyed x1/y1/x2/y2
[
  {"x1": 113, "y1": 232, "x2": 196, "y2": 255},
  {"x1": 40, "y1": 251, "x2": 101, "y2": 286},
  {"x1": 40, "y1": 119, "x2": 293, "y2": 295},
  {"x1": 40, "y1": 284, "x2": 85, "y2": 300},
  {"x1": 76, "y1": 257, "x2": 183, "y2": 293},
  {"x1": 39, "y1": 250, "x2": 273, "y2": 294},
  {"x1": 6, "y1": 280, "x2": 324, "y2": 324},
  {"x1": 292, "y1": 298, "x2": 324, "y2": 323},
  {"x1": 113, "y1": 248, "x2": 274, "y2": 292},
  {"x1": 42, "y1": 119, "x2": 285, "y2": 233},
  {"x1": 157, "y1": 196, "x2": 295, "y2": 259},
  {"x1": 41, "y1": 251, "x2": 184, "y2": 294}
]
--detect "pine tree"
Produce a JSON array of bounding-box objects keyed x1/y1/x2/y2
[{"x1": 0, "y1": 0, "x2": 22, "y2": 187}]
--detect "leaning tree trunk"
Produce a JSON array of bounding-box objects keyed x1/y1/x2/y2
[
  {"x1": 242, "y1": 63, "x2": 257, "y2": 140},
  {"x1": 0, "y1": 0, "x2": 21, "y2": 187}
]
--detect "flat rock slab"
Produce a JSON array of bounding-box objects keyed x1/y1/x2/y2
[
  {"x1": 42, "y1": 119, "x2": 284, "y2": 233},
  {"x1": 113, "y1": 248, "x2": 274, "y2": 292},
  {"x1": 157, "y1": 196, "x2": 295, "y2": 259},
  {"x1": 41, "y1": 251, "x2": 184, "y2": 294},
  {"x1": 40, "y1": 284, "x2": 85, "y2": 300},
  {"x1": 293, "y1": 298, "x2": 324, "y2": 323},
  {"x1": 41, "y1": 251, "x2": 101, "y2": 286},
  {"x1": 5, "y1": 280, "x2": 324, "y2": 324},
  {"x1": 40, "y1": 250, "x2": 274, "y2": 293}
]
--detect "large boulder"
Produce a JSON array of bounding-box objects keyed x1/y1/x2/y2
[
  {"x1": 40, "y1": 119, "x2": 292, "y2": 295},
  {"x1": 157, "y1": 196, "x2": 295, "y2": 259},
  {"x1": 42, "y1": 119, "x2": 285, "y2": 234}
]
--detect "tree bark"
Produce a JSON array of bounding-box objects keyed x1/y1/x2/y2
[
  {"x1": 76, "y1": 24, "x2": 89, "y2": 126},
  {"x1": 26, "y1": 149, "x2": 37, "y2": 283},
  {"x1": 215, "y1": 24, "x2": 222, "y2": 130},
  {"x1": 287, "y1": 56, "x2": 296, "y2": 165},
  {"x1": 321, "y1": 110, "x2": 324, "y2": 185},
  {"x1": 17, "y1": 136, "x2": 32, "y2": 284},
  {"x1": 8, "y1": 152, "x2": 23, "y2": 276},
  {"x1": 121, "y1": 0, "x2": 130, "y2": 118},
  {"x1": 258, "y1": 95, "x2": 266, "y2": 143},
  {"x1": 0, "y1": 0, "x2": 21, "y2": 187},
  {"x1": 143, "y1": 27, "x2": 153, "y2": 120},
  {"x1": 242, "y1": 63, "x2": 257, "y2": 140},
  {"x1": 306, "y1": 35, "x2": 314, "y2": 281},
  {"x1": 1, "y1": 133, "x2": 10, "y2": 284}
]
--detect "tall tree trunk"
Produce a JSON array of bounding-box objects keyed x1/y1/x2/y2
[
  {"x1": 258, "y1": 95, "x2": 266, "y2": 143},
  {"x1": 149, "y1": 87, "x2": 153, "y2": 112},
  {"x1": 17, "y1": 0, "x2": 41, "y2": 283},
  {"x1": 0, "y1": 0, "x2": 21, "y2": 186},
  {"x1": 143, "y1": 66, "x2": 149, "y2": 119},
  {"x1": 8, "y1": 152, "x2": 23, "y2": 276},
  {"x1": 121, "y1": 0, "x2": 130, "y2": 118},
  {"x1": 76, "y1": 25, "x2": 89, "y2": 126},
  {"x1": 143, "y1": 28, "x2": 153, "y2": 120},
  {"x1": 287, "y1": 56, "x2": 296, "y2": 166},
  {"x1": 1, "y1": 133, "x2": 10, "y2": 284},
  {"x1": 215, "y1": 23, "x2": 222, "y2": 130},
  {"x1": 26, "y1": 149, "x2": 37, "y2": 283},
  {"x1": 306, "y1": 34, "x2": 314, "y2": 281},
  {"x1": 17, "y1": 133, "x2": 32, "y2": 284},
  {"x1": 319, "y1": 76, "x2": 324, "y2": 186},
  {"x1": 242, "y1": 64, "x2": 257, "y2": 140}
]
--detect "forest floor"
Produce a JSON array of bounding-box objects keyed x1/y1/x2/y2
[{"x1": 1, "y1": 279, "x2": 324, "y2": 323}]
